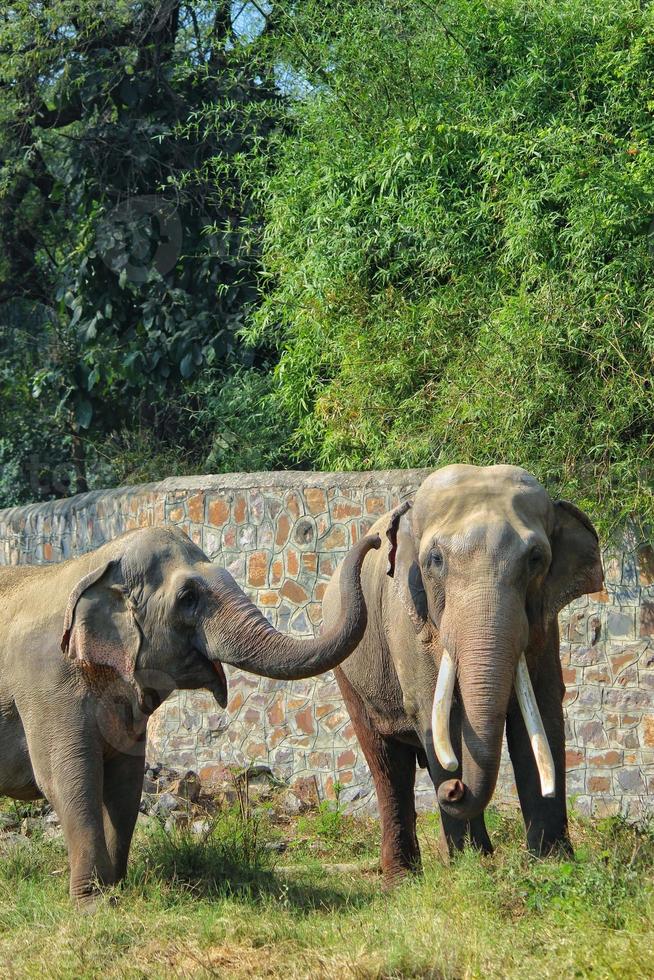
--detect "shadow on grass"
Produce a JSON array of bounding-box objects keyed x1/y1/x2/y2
[{"x1": 126, "y1": 810, "x2": 377, "y2": 914}]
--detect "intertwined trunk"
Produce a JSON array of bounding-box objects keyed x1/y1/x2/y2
[{"x1": 200, "y1": 533, "x2": 380, "y2": 680}]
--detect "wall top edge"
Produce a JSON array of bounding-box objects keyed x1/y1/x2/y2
[{"x1": 0, "y1": 468, "x2": 434, "y2": 523}]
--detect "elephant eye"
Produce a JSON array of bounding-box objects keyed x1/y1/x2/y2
[
  {"x1": 529, "y1": 547, "x2": 544, "y2": 567},
  {"x1": 177, "y1": 586, "x2": 198, "y2": 614},
  {"x1": 429, "y1": 549, "x2": 444, "y2": 570}
]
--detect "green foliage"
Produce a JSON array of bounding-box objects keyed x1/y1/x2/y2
[
  {"x1": 250, "y1": 0, "x2": 654, "y2": 529},
  {"x1": 85, "y1": 364, "x2": 294, "y2": 490},
  {"x1": 0, "y1": 1, "x2": 290, "y2": 503},
  {"x1": 130, "y1": 806, "x2": 275, "y2": 900},
  {"x1": 2, "y1": 0, "x2": 652, "y2": 522},
  {"x1": 185, "y1": 367, "x2": 299, "y2": 476},
  {"x1": 0, "y1": 305, "x2": 70, "y2": 505}
]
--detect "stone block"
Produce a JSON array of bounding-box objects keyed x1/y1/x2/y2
[
  {"x1": 301, "y1": 552, "x2": 318, "y2": 573},
  {"x1": 207, "y1": 495, "x2": 230, "y2": 526},
  {"x1": 250, "y1": 491, "x2": 265, "y2": 525},
  {"x1": 565, "y1": 749, "x2": 584, "y2": 769},
  {"x1": 573, "y1": 796, "x2": 591, "y2": 817},
  {"x1": 285, "y1": 491, "x2": 302, "y2": 519},
  {"x1": 592, "y1": 797, "x2": 620, "y2": 818},
  {"x1": 281, "y1": 579, "x2": 308, "y2": 605},
  {"x1": 287, "y1": 549, "x2": 299, "y2": 577},
  {"x1": 640, "y1": 602, "x2": 654, "y2": 637},
  {"x1": 263, "y1": 493, "x2": 283, "y2": 520},
  {"x1": 365, "y1": 494, "x2": 388, "y2": 515},
  {"x1": 604, "y1": 688, "x2": 652, "y2": 709},
  {"x1": 291, "y1": 775, "x2": 320, "y2": 808},
  {"x1": 233, "y1": 493, "x2": 248, "y2": 524},
  {"x1": 319, "y1": 524, "x2": 348, "y2": 551},
  {"x1": 203, "y1": 529, "x2": 221, "y2": 558},
  {"x1": 331, "y1": 500, "x2": 362, "y2": 520},
  {"x1": 588, "y1": 775, "x2": 611, "y2": 793},
  {"x1": 290, "y1": 609, "x2": 311, "y2": 634},
  {"x1": 275, "y1": 513, "x2": 291, "y2": 547},
  {"x1": 222, "y1": 524, "x2": 237, "y2": 549},
  {"x1": 607, "y1": 610, "x2": 635, "y2": 639},
  {"x1": 304, "y1": 488, "x2": 328, "y2": 514},
  {"x1": 588, "y1": 750, "x2": 622, "y2": 767},
  {"x1": 637, "y1": 545, "x2": 654, "y2": 586},
  {"x1": 237, "y1": 524, "x2": 256, "y2": 550},
  {"x1": 337, "y1": 748, "x2": 357, "y2": 768},
  {"x1": 576, "y1": 720, "x2": 607, "y2": 748},
  {"x1": 187, "y1": 492, "x2": 204, "y2": 523},
  {"x1": 615, "y1": 768, "x2": 646, "y2": 794},
  {"x1": 258, "y1": 523, "x2": 274, "y2": 549},
  {"x1": 293, "y1": 704, "x2": 315, "y2": 736},
  {"x1": 247, "y1": 551, "x2": 269, "y2": 588}
]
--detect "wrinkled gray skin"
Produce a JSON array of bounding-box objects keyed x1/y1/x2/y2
[
  {"x1": 0, "y1": 526, "x2": 380, "y2": 906},
  {"x1": 324, "y1": 465, "x2": 603, "y2": 882}
]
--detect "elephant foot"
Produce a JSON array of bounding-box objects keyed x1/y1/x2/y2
[
  {"x1": 381, "y1": 863, "x2": 420, "y2": 892},
  {"x1": 527, "y1": 833, "x2": 573, "y2": 859},
  {"x1": 74, "y1": 890, "x2": 118, "y2": 914},
  {"x1": 469, "y1": 820, "x2": 494, "y2": 856}
]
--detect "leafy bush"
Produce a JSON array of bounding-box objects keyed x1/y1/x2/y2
[{"x1": 250, "y1": 0, "x2": 654, "y2": 529}]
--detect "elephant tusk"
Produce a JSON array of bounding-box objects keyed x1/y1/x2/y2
[
  {"x1": 514, "y1": 653, "x2": 556, "y2": 798},
  {"x1": 431, "y1": 648, "x2": 458, "y2": 772}
]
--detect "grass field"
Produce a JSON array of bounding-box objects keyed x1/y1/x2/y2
[{"x1": 0, "y1": 798, "x2": 653, "y2": 979}]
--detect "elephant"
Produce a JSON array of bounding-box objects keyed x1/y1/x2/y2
[
  {"x1": 0, "y1": 524, "x2": 380, "y2": 905},
  {"x1": 323, "y1": 464, "x2": 603, "y2": 883}
]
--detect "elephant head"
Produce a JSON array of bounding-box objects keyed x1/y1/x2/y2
[
  {"x1": 61, "y1": 526, "x2": 380, "y2": 713},
  {"x1": 387, "y1": 465, "x2": 603, "y2": 822}
]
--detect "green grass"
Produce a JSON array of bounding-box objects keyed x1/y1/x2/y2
[{"x1": 0, "y1": 804, "x2": 653, "y2": 978}]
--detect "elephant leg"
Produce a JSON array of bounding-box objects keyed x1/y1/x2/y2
[
  {"x1": 506, "y1": 668, "x2": 571, "y2": 857},
  {"x1": 51, "y1": 757, "x2": 113, "y2": 904},
  {"x1": 335, "y1": 668, "x2": 420, "y2": 884},
  {"x1": 102, "y1": 747, "x2": 145, "y2": 884},
  {"x1": 25, "y1": 723, "x2": 112, "y2": 906}
]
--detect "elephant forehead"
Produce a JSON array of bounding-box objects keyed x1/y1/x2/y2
[
  {"x1": 418, "y1": 463, "x2": 544, "y2": 497},
  {"x1": 120, "y1": 526, "x2": 207, "y2": 581},
  {"x1": 426, "y1": 518, "x2": 544, "y2": 560},
  {"x1": 414, "y1": 468, "x2": 552, "y2": 540}
]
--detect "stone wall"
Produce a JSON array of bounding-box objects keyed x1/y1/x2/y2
[{"x1": 1, "y1": 470, "x2": 653, "y2": 819}]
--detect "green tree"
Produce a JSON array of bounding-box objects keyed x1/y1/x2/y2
[
  {"x1": 249, "y1": 0, "x2": 654, "y2": 529},
  {"x1": 0, "y1": 0, "x2": 291, "y2": 504}
]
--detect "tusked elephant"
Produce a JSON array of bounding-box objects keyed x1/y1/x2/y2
[
  {"x1": 0, "y1": 525, "x2": 380, "y2": 905},
  {"x1": 323, "y1": 465, "x2": 603, "y2": 883}
]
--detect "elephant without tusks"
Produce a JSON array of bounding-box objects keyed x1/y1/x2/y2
[
  {"x1": 0, "y1": 525, "x2": 380, "y2": 906},
  {"x1": 323, "y1": 465, "x2": 603, "y2": 882}
]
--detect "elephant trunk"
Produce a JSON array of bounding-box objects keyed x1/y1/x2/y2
[
  {"x1": 434, "y1": 593, "x2": 555, "y2": 821},
  {"x1": 199, "y1": 533, "x2": 380, "y2": 679},
  {"x1": 437, "y1": 628, "x2": 517, "y2": 821}
]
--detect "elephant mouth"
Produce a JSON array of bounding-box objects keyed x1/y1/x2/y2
[{"x1": 193, "y1": 646, "x2": 228, "y2": 708}]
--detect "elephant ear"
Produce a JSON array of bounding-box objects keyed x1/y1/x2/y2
[
  {"x1": 61, "y1": 558, "x2": 141, "y2": 685},
  {"x1": 385, "y1": 501, "x2": 428, "y2": 634},
  {"x1": 544, "y1": 500, "x2": 604, "y2": 617}
]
